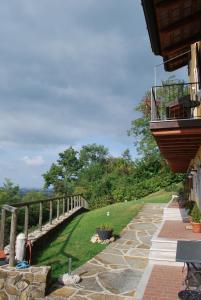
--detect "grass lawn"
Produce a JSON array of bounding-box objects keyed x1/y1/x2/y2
[
  {"x1": 35, "y1": 201, "x2": 142, "y2": 281},
  {"x1": 140, "y1": 189, "x2": 174, "y2": 203},
  {"x1": 35, "y1": 189, "x2": 173, "y2": 281}
]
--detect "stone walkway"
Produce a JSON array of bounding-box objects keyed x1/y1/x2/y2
[{"x1": 46, "y1": 204, "x2": 165, "y2": 300}]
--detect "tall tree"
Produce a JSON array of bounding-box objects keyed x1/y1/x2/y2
[
  {"x1": 43, "y1": 147, "x2": 80, "y2": 195},
  {"x1": 128, "y1": 91, "x2": 158, "y2": 157}
]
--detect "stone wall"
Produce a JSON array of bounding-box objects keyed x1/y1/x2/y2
[{"x1": 0, "y1": 265, "x2": 51, "y2": 299}]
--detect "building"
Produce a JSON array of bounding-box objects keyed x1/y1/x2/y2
[{"x1": 142, "y1": 0, "x2": 201, "y2": 206}]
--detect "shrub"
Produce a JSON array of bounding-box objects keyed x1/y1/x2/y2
[
  {"x1": 191, "y1": 202, "x2": 201, "y2": 223},
  {"x1": 184, "y1": 201, "x2": 195, "y2": 215}
]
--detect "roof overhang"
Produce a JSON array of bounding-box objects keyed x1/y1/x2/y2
[{"x1": 142, "y1": 0, "x2": 201, "y2": 71}]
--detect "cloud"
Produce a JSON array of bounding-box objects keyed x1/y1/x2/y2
[
  {"x1": 22, "y1": 155, "x2": 44, "y2": 166},
  {"x1": 0, "y1": 0, "x2": 187, "y2": 187},
  {"x1": 0, "y1": 0, "x2": 155, "y2": 148}
]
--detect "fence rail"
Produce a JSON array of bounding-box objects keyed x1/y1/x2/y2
[
  {"x1": 0, "y1": 194, "x2": 88, "y2": 267},
  {"x1": 151, "y1": 82, "x2": 201, "y2": 121}
]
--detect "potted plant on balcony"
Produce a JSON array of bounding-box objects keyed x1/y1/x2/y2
[
  {"x1": 191, "y1": 203, "x2": 201, "y2": 233},
  {"x1": 96, "y1": 224, "x2": 113, "y2": 240}
]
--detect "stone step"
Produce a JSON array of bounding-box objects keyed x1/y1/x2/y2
[
  {"x1": 163, "y1": 207, "x2": 188, "y2": 221},
  {"x1": 151, "y1": 238, "x2": 177, "y2": 251},
  {"x1": 149, "y1": 248, "x2": 176, "y2": 261}
]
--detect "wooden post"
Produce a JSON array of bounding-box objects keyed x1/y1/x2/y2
[
  {"x1": 9, "y1": 210, "x2": 17, "y2": 267},
  {"x1": 24, "y1": 206, "x2": 29, "y2": 239},
  {"x1": 49, "y1": 200, "x2": 53, "y2": 224},
  {"x1": 71, "y1": 197, "x2": 73, "y2": 211},
  {"x1": 57, "y1": 199, "x2": 60, "y2": 219},
  {"x1": 62, "y1": 198, "x2": 65, "y2": 215},
  {"x1": 67, "y1": 197, "x2": 69, "y2": 213},
  {"x1": 39, "y1": 202, "x2": 43, "y2": 231},
  {"x1": 0, "y1": 208, "x2": 6, "y2": 250}
]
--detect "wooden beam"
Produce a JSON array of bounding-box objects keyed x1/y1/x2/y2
[
  {"x1": 24, "y1": 206, "x2": 29, "y2": 239},
  {"x1": 152, "y1": 128, "x2": 201, "y2": 136},
  {"x1": 156, "y1": 0, "x2": 184, "y2": 9},
  {"x1": 9, "y1": 211, "x2": 17, "y2": 267},
  {"x1": 159, "y1": 11, "x2": 201, "y2": 34},
  {"x1": 0, "y1": 209, "x2": 6, "y2": 250},
  {"x1": 39, "y1": 202, "x2": 43, "y2": 231},
  {"x1": 3, "y1": 205, "x2": 17, "y2": 213},
  {"x1": 159, "y1": 145, "x2": 198, "y2": 148},
  {"x1": 162, "y1": 32, "x2": 201, "y2": 55}
]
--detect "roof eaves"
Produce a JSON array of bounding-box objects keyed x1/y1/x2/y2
[{"x1": 141, "y1": 0, "x2": 161, "y2": 55}]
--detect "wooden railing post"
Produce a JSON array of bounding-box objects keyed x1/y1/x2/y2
[
  {"x1": 9, "y1": 209, "x2": 17, "y2": 267},
  {"x1": 62, "y1": 197, "x2": 65, "y2": 215},
  {"x1": 0, "y1": 208, "x2": 6, "y2": 250},
  {"x1": 71, "y1": 197, "x2": 73, "y2": 211},
  {"x1": 49, "y1": 200, "x2": 53, "y2": 224},
  {"x1": 24, "y1": 205, "x2": 29, "y2": 239},
  {"x1": 39, "y1": 202, "x2": 43, "y2": 231},
  {"x1": 67, "y1": 197, "x2": 69, "y2": 213},
  {"x1": 57, "y1": 199, "x2": 60, "y2": 219}
]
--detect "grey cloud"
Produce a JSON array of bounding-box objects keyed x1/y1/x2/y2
[{"x1": 0, "y1": 0, "x2": 166, "y2": 148}]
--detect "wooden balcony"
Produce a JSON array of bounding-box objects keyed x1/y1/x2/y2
[{"x1": 150, "y1": 118, "x2": 201, "y2": 172}]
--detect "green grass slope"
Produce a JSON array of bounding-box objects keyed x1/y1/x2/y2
[{"x1": 35, "y1": 189, "x2": 173, "y2": 280}]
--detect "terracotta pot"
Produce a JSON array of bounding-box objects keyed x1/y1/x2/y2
[{"x1": 191, "y1": 222, "x2": 201, "y2": 233}]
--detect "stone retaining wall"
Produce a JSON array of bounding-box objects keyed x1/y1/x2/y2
[{"x1": 0, "y1": 265, "x2": 51, "y2": 299}]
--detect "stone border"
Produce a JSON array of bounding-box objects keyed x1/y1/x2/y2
[
  {"x1": 134, "y1": 263, "x2": 154, "y2": 300},
  {"x1": 0, "y1": 265, "x2": 51, "y2": 299}
]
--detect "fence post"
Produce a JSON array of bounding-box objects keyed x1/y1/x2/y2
[
  {"x1": 62, "y1": 198, "x2": 65, "y2": 215},
  {"x1": 67, "y1": 197, "x2": 69, "y2": 213},
  {"x1": 49, "y1": 200, "x2": 53, "y2": 224},
  {"x1": 0, "y1": 208, "x2": 6, "y2": 250},
  {"x1": 24, "y1": 205, "x2": 29, "y2": 239},
  {"x1": 57, "y1": 199, "x2": 60, "y2": 219},
  {"x1": 9, "y1": 210, "x2": 17, "y2": 267},
  {"x1": 71, "y1": 197, "x2": 73, "y2": 211},
  {"x1": 39, "y1": 202, "x2": 43, "y2": 231}
]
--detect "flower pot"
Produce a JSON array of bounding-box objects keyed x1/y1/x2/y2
[
  {"x1": 96, "y1": 228, "x2": 113, "y2": 240},
  {"x1": 191, "y1": 222, "x2": 201, "y2": 233}
]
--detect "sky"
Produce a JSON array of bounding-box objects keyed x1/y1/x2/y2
[{"x1": 0, "y1": 0, "x2": 187, "y2": 188}]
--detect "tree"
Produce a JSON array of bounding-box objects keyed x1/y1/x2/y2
[
  {"x1": 0, "y1": 178, "x2": 21, "y2": 206},
  {"x1": 80, "y1": 144, "x2": 108, "y2": 167},
  {"x1": 43, "y1": 147, "x2": 80, "y2": 195},
  {"x1": 128, "y1": 90, "x2": 158, "y2": 157}
]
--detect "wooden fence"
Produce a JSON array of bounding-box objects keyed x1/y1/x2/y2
[{"x1": 0, "y1": 194, "x2": 88, "y2": 266}]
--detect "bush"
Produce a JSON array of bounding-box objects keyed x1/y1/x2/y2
[
  {"x1": 191, "y1": 202, "x2": 201, "y2": 223},
  {"x1": 184, "y1": 201, "x2": 195, "y2": 215}
]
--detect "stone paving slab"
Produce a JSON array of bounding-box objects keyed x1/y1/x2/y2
[{"x1": 47, "y1": 204, "x2": 165, "y2": 300}]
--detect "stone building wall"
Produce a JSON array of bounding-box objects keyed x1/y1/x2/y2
[{"x1": 0, "y1": 265, "x2": 51, "y2": 300}]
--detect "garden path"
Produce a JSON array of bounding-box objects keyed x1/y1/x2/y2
[{"x1": 46, "y1": 204, "x2": 165, "y2": 300}]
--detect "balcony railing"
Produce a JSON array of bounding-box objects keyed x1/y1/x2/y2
[{"x1": 151, "y1": 82, "x2": 201, "y2": 122}]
